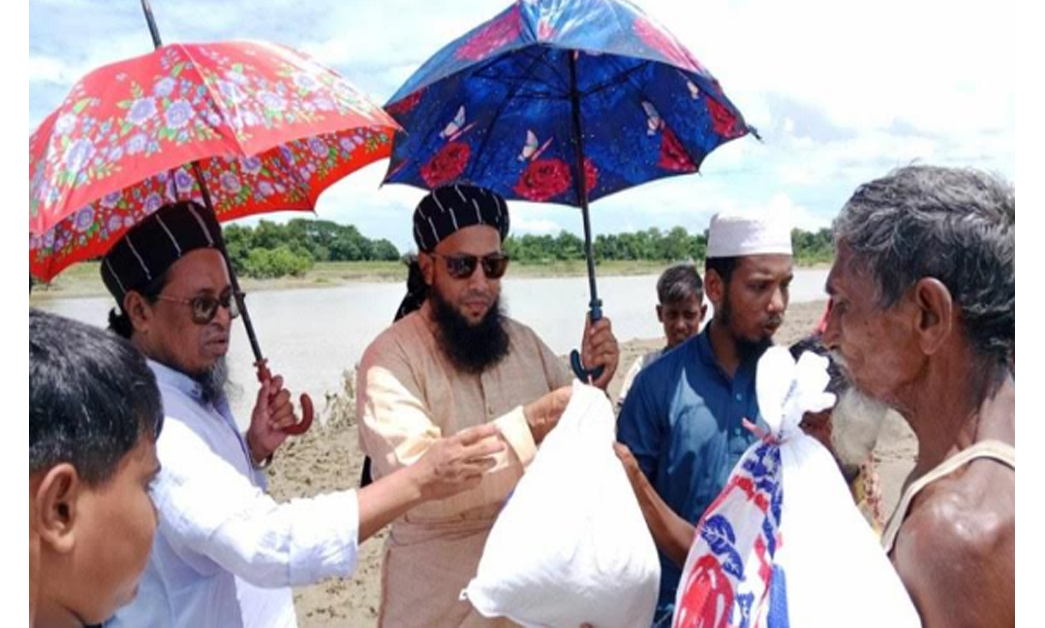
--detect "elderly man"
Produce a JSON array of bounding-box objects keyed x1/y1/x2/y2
[
  {"x1": 356, "y1": 184, "x2": 620, "y2": 627},
  {"x1": 104, "y1": 201, "x2": 506, "y2": 628},
  {"x1": 616, "y1": 212, "x2": 793, "y2": 624},
  {"x1": 30, "y1": 309, "x2": 163, "y2": 628},
  {"x1": 823, "y1": 165, "x2": 1015, "y2": 627}
]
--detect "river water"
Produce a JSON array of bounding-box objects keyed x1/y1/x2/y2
[{"x1": 35, "y1": 269, "x2": 828, "y2": 428}]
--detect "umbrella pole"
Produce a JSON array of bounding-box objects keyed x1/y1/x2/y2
[
  {"x1": 139, "y1": 0, "x2": 313, "y2": 434},
  {"x1": 567, "y1": 51, "x2": 605, "y2": 382},
  {"x1": 190, "y1": 163, "x2": 266, "y2": 367}
]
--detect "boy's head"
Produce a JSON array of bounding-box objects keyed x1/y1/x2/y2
[
  {"x1": 656, "y1": 263, "x2": 707, "y2": 349},
  {"x1": 30, "y1": 309, "x2": 164, "y2": 626}
]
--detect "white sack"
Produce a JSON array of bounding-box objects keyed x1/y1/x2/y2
[{"x1": 463, "y1": 381, "x2": 660, "y2": 628}]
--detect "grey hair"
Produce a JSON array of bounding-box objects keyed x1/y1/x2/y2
[{"x1": 833, "y1": 165, "x2": 1014, "y2": 365}]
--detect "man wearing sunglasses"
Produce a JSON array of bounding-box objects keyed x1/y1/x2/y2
[
  {"x1": 357, "y1": 184, "x2": 621, "y2": 627},
  {"x1": 101, "y1": 201, "x2": 507, "y2": 628}
]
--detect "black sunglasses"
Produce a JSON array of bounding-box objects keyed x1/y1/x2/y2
[
  {"x1": 430, "y1": 253, "x2": 510, "y2": 280},
  {"x1": 156, "y1": 289, "x2": 242, "y2": 325}
]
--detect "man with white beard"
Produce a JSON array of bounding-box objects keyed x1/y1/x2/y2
[{"x1": 102, "y1": 201, "x2": 507, "y2": 628}]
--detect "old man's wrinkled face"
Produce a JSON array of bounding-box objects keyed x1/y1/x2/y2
[
  {"x1": 822, "y1": 243, "x2": 920, "y2": 407},
  {"x1": 144, "y1": 249, "x2": 235, "y2": 377}
]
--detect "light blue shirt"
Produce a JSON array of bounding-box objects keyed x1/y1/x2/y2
[
  {"x1": 617, "y1": 327, "x2": 764, "y2": 623},
  {"x1": 108, "y1": 361, "x2": 359, "y2": 628}
]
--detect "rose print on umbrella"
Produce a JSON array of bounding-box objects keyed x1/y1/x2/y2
[
  {"x1": 455, "y1": 6, "x2": 523, "y2": 61},
  {"x1": 660, "y1": 126, "x2": 697, "y2": 173},
  {"x1": 421, "y1": 141, "x2": 471, "y2": 187}
]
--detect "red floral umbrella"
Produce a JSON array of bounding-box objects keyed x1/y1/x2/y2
[
  {"x1": 29, "y1": 6, "x2": 400, "y2": 434},
  {"x1": 30, "y1": 40, "x2": 398, "y2": 281}
]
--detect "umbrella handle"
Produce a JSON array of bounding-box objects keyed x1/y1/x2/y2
[
  {"x1": 569, "y1": 300, "x2": 606, "y2": 383},
  {"x1": 255, "y1": 359, "x2": 314, "y2": 436}
]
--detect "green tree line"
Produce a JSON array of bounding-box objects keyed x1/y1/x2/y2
[
  {"x1": 504, "y1": 226, "x2": 833, "y2": 266},
  {"x1": 219, "y1": 220, "x2": 833, "y2": 279},
  {"x1": 223, "y1": 218, "x2": 400, "y2": 278}
]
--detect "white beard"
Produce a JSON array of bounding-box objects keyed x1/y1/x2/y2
[{"x1": 829, "y1": 388, "x2": 890, "y2": 470}]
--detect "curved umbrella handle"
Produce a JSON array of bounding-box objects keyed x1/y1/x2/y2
[
  {"x1": 570, "y1": 300, "x2": 606, "y2": 382},
  {"x1": 255, "y1": 359, "x2": 314, "y2": 436}
]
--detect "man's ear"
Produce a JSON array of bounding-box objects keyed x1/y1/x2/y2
[
  {"x1": 704, "y1": 270, "x2": 725, "y2": 308},
  {"x1": 418, "y1": 253, "x2": 435, "y2": 286},
  {"x1": 123, "y1": 291, "x2": 153, "y2": 335},
  {"x1": 656, "y1": 304, "x2": 664, "y2": 323},
  {"x1": 32, "y1": 464, "x2": 81, "y2": 555},
  {"x1": 912, "y1": 277, "x2": 953, "y2": 356}
]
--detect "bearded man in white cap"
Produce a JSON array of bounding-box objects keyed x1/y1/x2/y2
[{"x1": 616, "y1": 211, "x2": 794, "y2": 625}]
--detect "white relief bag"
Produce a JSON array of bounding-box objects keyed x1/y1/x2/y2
[{"x1": 463, "y1": 381, "x2": 660, "y2": 628}]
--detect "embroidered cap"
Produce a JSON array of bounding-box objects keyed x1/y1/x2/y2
[
  {"x1": 101, "y1": 200, "x2": 223, "y2": 304},
  {"x1": 412, "y1": 184, "x2": 510, "y2": 252}
]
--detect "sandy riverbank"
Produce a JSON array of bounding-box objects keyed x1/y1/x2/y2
[{"x1": 264, "y1": 299, "x2": 916, "y2": 627}]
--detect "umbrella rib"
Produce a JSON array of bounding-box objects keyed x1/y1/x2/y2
[
  {"x1": 179, "y1": 44, "x2": 253, "y2": 157},
  {"x1": 616, "y1": 59, "x2": 705, "y2": 173},
  {"x1": 473, "y1": 45, "x2": 570, "y2": 97},
  {"x1": 469, "y1": 48, "x2": 556, "y2": 182}
]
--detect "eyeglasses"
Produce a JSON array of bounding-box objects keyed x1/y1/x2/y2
[
  {"x1": 156, "y1": 289, "x2": 242, "y2": 325},
  {"x1": 430, "y1": 253, "x2": 510, "y2": 280}
]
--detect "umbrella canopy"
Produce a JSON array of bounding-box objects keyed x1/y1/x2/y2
[
  {"x1": 383, "y1": 0, "x2": 755, "y2": 204},
  {"x1": 30, "y1": 40, "x2": 398, "y2": 281},
  {"x1": 383, "y1": 0, "x2": 755, "y2": 377}
]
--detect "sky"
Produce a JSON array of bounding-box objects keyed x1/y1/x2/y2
[{"x1": 27, "y1": 0, "x2": 1015, "y2": 252}]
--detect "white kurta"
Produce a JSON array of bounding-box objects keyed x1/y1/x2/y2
[{"x1": 108, "y1": 361, "x2": 360, "y2": 628}]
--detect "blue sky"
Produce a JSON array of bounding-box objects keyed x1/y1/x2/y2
[{"x1": 28, "y1": 0, "x2": 1015, "y2": 252}]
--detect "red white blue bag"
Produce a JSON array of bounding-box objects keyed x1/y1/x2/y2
[{"x1": 672, "y1": 348, "x2": 919, "y2": 628}]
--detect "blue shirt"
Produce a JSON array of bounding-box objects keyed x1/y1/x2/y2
[{"x1": 617, "y1": 327, "x2": 763, "y2": 622}]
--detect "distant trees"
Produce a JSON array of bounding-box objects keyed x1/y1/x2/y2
[
  {"x1": 505, "y1": 226, "x2": 830, "y2": 265},
  {"x1": 223, "y1": 218, "x2": 400, "y2": 278},
  {"x1": 218, "y1": 219, "x2": 834, "y2": 278}
]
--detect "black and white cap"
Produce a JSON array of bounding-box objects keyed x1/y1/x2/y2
[
  {"x1": 412, "y1": 184, "x2": 510, "y2": 252},
  {"x1": 100, "y1": 200, "x2": 223, "y2": 304}
]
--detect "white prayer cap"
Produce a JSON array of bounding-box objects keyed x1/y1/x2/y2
[{"x1": 706, "y1": 212, "x2": 793, "y2": 258}]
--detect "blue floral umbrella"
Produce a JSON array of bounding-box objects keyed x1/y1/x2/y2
[{"x1": 384, "y1": 0, "x2": 757, "y2": 378}]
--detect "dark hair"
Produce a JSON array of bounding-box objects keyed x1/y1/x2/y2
[
  {"x1": 31, "y1": 309, "x2": 164, "y2": 486},
  {"x1": 789, "y1": 335, "x2": 849, "y2": 395},
  {"x1": 833, "y1": 166, "x2": 1014, "y2": 366},
  {"x1": 657, "y1": 263, "x2": 704, "y2": 304},
  {"x1": 704, "y1": 256, "x2": 739, "y2": 284},
  {"x1": 107, "y1": 271, "x2": 169, "y2": 339},
  {"x1": 394, "y1": 254, "x2": 428, "y2": 322}
]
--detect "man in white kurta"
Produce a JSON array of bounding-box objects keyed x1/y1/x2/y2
[
  {"x1": 109, "y1": 361, "x2": 359, "y2": 628},
  {"x1": 103, "y1": 201, "x2": 507, "y2": 627}
]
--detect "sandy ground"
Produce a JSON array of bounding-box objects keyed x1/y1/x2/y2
[{"x1": 265, "y1": 300, "x2": 917, "y2": 627}]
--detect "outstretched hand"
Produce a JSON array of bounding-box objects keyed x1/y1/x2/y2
[{"x1": 413, "y1": 423, "x2": 506, "y2": 501}]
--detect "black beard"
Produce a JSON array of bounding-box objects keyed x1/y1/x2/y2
[
  {"x1": 430, "y1": 289, "x2": 510, "y2": 374},
  {"x1": 718, "y1": 291, "x2": 775, "y2": 363},
  {"x1": 718, "y1": 294, "x2": 777, "y2": 361},
  {"x1": 196, "y1": 356, "x2": 230, "y2": 405},
  {"x1": 737, "y1": 335, "x2": 773, "y2": 363}
]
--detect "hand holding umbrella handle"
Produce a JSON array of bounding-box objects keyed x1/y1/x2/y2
[
  {"x1": 570, "y1": 300, "x2": 606, "y2": 383},
  {"x1": 254, "y1": 359, "x2": 314, "y2": 436}
]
